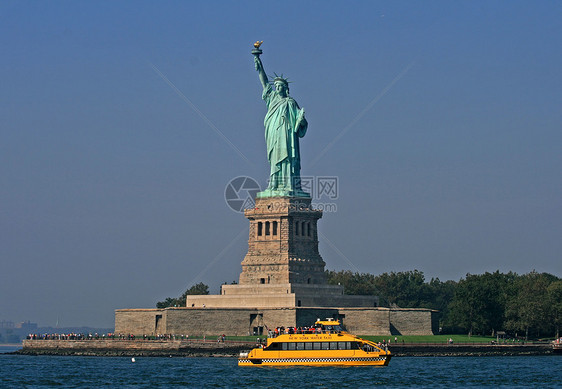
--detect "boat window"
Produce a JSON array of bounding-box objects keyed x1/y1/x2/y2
[
  {"x1": 305, "y1": 342, "x2": 313, "y2": 350},
  {"x1": 296, "y1": 342, "x2": 305, "y2": 350},
  {"x1": 338, "y1": 342, "x2": 347, "y2": 350},
  {"x1": 361, "y1": 343, "x2": 374, "y2": 352},
  {"x1": 330, "y1": 342, "x2": 338, "y2": 350},
  {"x1": 265, "y1": 342, "x2": 280, "y2": 350},
  {"x1": 351, "y1": 342, "x2": 360, "y2": 350},
  {"x1": 282, "y1": 343, "x2": 287, "y2": 350},
  {"x1": 288, "y1": 342, "x2": 296, "y2": 350},
  {"x1": 313, "y1": 342, "x2": 322, "y2": 350},
  {"x1": 321, "y1": 342, "x2": 329, "y2": 350},
  {"x1": 346, "y1": 342, "x2": 352, "y2": 350}
]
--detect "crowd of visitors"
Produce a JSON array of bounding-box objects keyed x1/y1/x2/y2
[
  {"x1": 27, "y1": 333, "x2": 108, "y2": 340},
  {"x1": 269, "y1": 326, "x2": 338, "y2": 337},
  {"x1": 26, "y1": 333, "x2": 192, "y2": 341}
]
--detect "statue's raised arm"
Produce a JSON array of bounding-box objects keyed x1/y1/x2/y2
[{"x1": 252, "y1": 41, "x2": 268, "y2": 89}]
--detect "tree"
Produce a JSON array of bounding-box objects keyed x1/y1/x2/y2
[
  {"x1": 156, "y1": 297, "x2": 182, "y2": 309},
  {"x1": 427, "y1": 278, "x2": 457, "y2": 328},
  {"x1": 326, "y1": 269, "x2": 456, "y2": 316},
  {"x1": 326, "y1": 270, "x2": 376, "y2": 295},
  {"x1": 547, "y1": 281, "x2": 562, "y2": 339},
  {"x1": 156, "y1": 282, "x2": 209, "y2": 308},
  {"x1": 446, "y1": 271, "x2": 513, "y2": 336},
  {"x1": 372, "y1": 270, "x2": 431, "y2": 308},
  {"x1": 505, "y1": 271, "x2": 558, "y2": 339},
  {"x1": 184, "y1": 282, "x2": 210, "y2": 296}
]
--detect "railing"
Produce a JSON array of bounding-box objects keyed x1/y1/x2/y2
[
  {"x1": 384, "y1": 341, "x2": 551, "y2": 346},
  {"x1": 24, "y1": 335, "x2": 256, "y2": 345}
]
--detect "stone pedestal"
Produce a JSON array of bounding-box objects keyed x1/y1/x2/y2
[{"x1": 240, "y1": 196, "x2": 326, "y2": 285}]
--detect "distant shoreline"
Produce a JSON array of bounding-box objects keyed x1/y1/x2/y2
[
  {"x1": 12, "y1": 339, "x2": 556, "y2": 357},
  {"x1": 0, "y1": 344, "x2": 22, "y2": 347}
]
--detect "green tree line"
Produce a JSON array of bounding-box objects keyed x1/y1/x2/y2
[
  {"x1": 156, "y1": 282, "x2": 209, "y2": 308},
  {"x1": 326, "y1": 269, "x2": 561, "y2": 339}
]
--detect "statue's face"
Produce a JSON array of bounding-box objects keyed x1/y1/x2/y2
[{"x1": 275, "y1": 82, "x2": 288, "y2": 97}]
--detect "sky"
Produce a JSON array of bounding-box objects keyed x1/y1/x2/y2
[{"x1": 1, "y1": 1, "x2": 561, "y2": 328}]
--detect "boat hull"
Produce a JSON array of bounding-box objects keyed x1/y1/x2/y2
[{"x1": 238, "y1": 355, "x2": 391, "y2": 367}]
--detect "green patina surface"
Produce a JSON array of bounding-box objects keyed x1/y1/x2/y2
[{"x1": 253, "y1": 44, "x2": 310, "y2": 198}]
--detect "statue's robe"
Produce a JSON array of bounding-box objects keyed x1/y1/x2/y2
[{"x1": 262, "y1": 84, "x2": 307, "y2": 192}]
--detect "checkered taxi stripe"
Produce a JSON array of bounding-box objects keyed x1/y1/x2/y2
[{"x1": 239, "y1": 356, "x2": 387, "y2": 364}]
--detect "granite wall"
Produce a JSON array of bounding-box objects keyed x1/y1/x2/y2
[
  {"x1": 115, "y1": 307, "x2": 437, "y2": 336},
  {"x1": 389, "y1": 308, "x2": 439, "y2": 336}
]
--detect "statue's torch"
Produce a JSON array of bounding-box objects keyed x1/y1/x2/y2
[{"x1": 252, "y1": 41, "x2": 263, "y2": 57}]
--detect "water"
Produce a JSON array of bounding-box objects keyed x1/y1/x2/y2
[
  {"x1": 0, "y1": 351, "x2": 560, "y2": 388},
  {"x1": 0, "y1": 346, "x2": 20, "y2": 354}
]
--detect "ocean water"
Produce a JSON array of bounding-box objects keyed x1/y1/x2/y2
[{"x1": 1, "y1": 347, "x2": 561, "y2": 388}]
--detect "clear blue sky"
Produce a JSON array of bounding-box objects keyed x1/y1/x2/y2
[{"x1": 1, "y1": 1, "x2": 560, "y2": 328}]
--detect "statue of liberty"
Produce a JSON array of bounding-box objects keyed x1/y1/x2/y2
[{"x1": 252, "y1": 42, "x2": 309, "y2": 198}]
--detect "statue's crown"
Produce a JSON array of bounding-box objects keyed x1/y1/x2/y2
[{"x1": 271, "y1": 73, "x2": 290, "y2": 86}]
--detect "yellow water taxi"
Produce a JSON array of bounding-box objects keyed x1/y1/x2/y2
[{"x1": 238, "y1": 319, "x2": 391, "y2": 367}]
